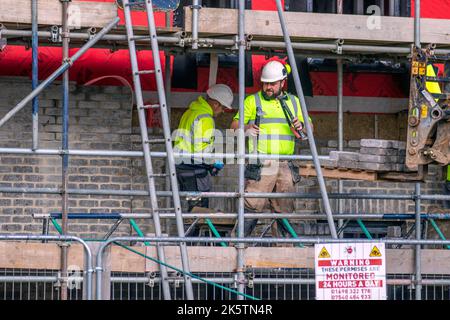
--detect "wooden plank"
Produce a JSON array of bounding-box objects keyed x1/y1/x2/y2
[
  {"x1": 184, "y1": 7, "x2": 450, "y2": 45},
  {"x1": 246, "y1": 247, "x2": 315, "y2": 269},
  {"x1": 0, "y1": 0, "x2": 117, "y2": 29},
  {"x1": 111, "y1": 245, "x2": 148, "y2": 273},
  {"x1": 145, "y1": 246, "x2": 237, "y2": 273},
  {"x1": 0, "y1": 242, "x2": 84, "y2": 270},
  {"x1": 300, "y1": 164, "x2": 377, "y2": 181},
  {"x1": 2, "y1": 243, "x2": 450, "y2": 275}
]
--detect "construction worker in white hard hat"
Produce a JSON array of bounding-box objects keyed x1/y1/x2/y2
[
  {"x1": 230, "y1": 60, "x2": 313, "y2": 238},
  {"x1": 174, "y1": 84, "x2": 234, "y2": 222}
]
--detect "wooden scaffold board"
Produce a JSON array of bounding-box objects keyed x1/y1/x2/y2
[
  {"x1": 184, "y1": 7, "x2": 450, "y2": 46},
  {"x1": 0, "y1": 0, "x2": 117, "y2": 29},
  {"x1": 2, "y1": 242, "x2": 450, "y2": 275}
]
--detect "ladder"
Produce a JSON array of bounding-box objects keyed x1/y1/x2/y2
[{"x1": 122, "y1": 0, "x2": 194, "y2": 300}]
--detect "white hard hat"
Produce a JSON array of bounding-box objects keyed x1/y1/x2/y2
[
  {"x1": 207, "y1": 84, "x2": 234, "y2": 109},
  {"x1": 260, "y1": 60, "x2": 288, "y2": 82}
]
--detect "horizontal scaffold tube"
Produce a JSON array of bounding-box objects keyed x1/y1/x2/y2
[
  {"x1": 4, "y1": 186, "x2": 450, "y2": 201},
  {"x1": 33, "y1": 212, "x2": 450, "y2": 221},
  {"x1": 102, "y1": 236, "x2": 450, "y2": 246},
  {"x1": 0, "y1": 148, "x2": 327, "y2": 160},
  {"x1": 109, "y1": 277, "x2": 450, "y2": 286},
  {"x1": 3, "y1": 29, "x2": 450, "y2": 55}
]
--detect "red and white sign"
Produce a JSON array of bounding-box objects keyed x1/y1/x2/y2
[{"x1": 315, "y1": 243, "x2": 386, "y2": 300}]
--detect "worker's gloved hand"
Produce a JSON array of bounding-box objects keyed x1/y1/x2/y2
[
  {"x1": 244, "y1": 124, "x2": 260, "y2": 137},
  {"x1": 210, "y1": 161, "x2": 224, "y2": 176},
  {"x1": 213, "y1": 161, "x2": 224, "y2": 170}
]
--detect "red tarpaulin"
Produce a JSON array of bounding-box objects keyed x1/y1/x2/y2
[{"x1": 1, "y1": 0, "x2": 449, "y2": 100}]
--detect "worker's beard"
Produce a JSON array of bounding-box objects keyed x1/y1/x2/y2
[{"x1": 262, "y1": 88, "x2": 283, "y2": 100}]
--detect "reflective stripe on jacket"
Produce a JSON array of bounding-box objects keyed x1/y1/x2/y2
[
  {"x1": 234, "y1": 91, "x2": 310, "y2": 155},
  {"x1": 174, "y1": 96, "x2": 215, "y2": 154}
]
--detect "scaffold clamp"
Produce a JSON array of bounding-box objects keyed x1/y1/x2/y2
[
  {"x1": 58, "y1": 242, "x2": 71, "y2": 248},
  {"x1": 146, "y1": 272, "x2": 156, "y2": 288},
  {"x1": 334, "y1": 39, "x2": 344, "y2": 55},
  {"x1": 50, "y1": 26, "x2": 62, "y2": 43}
]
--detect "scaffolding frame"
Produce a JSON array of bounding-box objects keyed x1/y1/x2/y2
[{"x1": 0, "y1": 0, "x2": 449, "y2": 300}]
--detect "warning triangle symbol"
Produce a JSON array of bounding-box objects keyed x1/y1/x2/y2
[
  {"x1": 318, "y1": 247, "x2": 331, "y2": 259},
  {"x1": 370, "y1": 246, "x2": 382, "y2": 257}
]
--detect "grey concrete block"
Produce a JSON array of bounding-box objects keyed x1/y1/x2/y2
[
  {"x1": 348, "y1": 140, "x2": 361, "y2": 148},
  {"x1": 357, "y1": 162, "x2": 394, "y2": 172},
  {"x1": 359, "y1": 147, "x2": 398, "y2": 156},
  {"x1": 329, "y1": 151, "x2": 360, "y2": 161},
  {"x1": 336, "y1": 160, "x2": 361, "y2": 170},
  {"x1": 358, "y1": 154, "x2": 402, "y2": 164},
  {"x1": 320, "y1": 159, "x2": 338, "y2": 168},
  {"x1": 361, "y1": 139, "x2": 407, "y2": 150},
  {"x1": 360, "y1": 139, "x2": 396, "y2": 149}
]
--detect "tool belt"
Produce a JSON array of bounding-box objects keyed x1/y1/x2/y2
[
  {"x1": 244, "y1": 160, "x2": 301, "y2": 184},
  {"x1": 244, "y1": 163, "x2": 263, "y2": 181}
]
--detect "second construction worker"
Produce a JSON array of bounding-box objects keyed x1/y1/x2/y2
[
  {"x1": 230, "y1": 60, "x2": 312, "y2": 236},
  {"x1": 174, "y1": 84, "x2": 234, "y2": 212}
]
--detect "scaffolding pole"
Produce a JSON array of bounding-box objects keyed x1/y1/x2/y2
[
  {"x1": 31, "y1": 0, "x2": 39, "y2": 151},
  {"x1": 236, "y1": 0, "x2": 246, "y2": 301},
  {"x1": 275, "y1": 0, "x2": 337, "y2": 238},
  {"x1": 5, "y1": 186, "x2": 450, "y2": 201},
  {"x1": 337, "y1": 0, "x2": 344, "y2": 238},
  {"x1": 60, "y1": 0, "x2": 70, "y2": 301},
  {"x1": 4, "y1": 29, "x2": 450, "y2": 56},
  {"x1": 414, "y1": 0, "x2": 422, "y2": 301}
]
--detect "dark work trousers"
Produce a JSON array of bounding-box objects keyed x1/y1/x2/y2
[{"x1": 176, "y1": 163, "x2": 212, "y2": 212}]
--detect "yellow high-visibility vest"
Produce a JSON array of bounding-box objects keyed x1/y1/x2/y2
[
  {"x1": 174, "y1": 96, "x2": 215, "y2": 154},
  {"x1": 234, "y1": 91, "x2": 310, "y2": 155}
]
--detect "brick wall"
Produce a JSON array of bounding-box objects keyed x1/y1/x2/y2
[{"x1": 0, "y1": 77, "x2": 447, "y2": 239}]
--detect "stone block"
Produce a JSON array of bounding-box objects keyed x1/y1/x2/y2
[
  {"x1": 320, "y1": 159, "x2": 338, "y2": 168},
  {"x1": 329, "y1": 151, "x2": 360, "y2": 161},
  {"x1": 360, "y1": 139, "x2": 407, "y2": 150},
  {"x1": 359, "y1": 147, "x2": 398, "y2": 156},
  {"x1": 358, "y1": 154, "x2": 402, "y2": 163},
  {"x1": 336, "y1": 160, "x2": 361, "y2": 170},
  {"x1": 348, "y1": 140, "x2": 361, "y2": 148},
  {"x1": 357, "y1": 162, "x2": 394, "y2": 172}
]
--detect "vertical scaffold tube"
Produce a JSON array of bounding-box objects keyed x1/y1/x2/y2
[
  {"x1": 414, "y1": 0, "x2": 422, "y2": 301},
  {"x1": 60, "y1": 0, "x2": 70, "y2": 301},
  {"x1": 337, "y1": 0, "x2": 344, "y2": 237},
  {"x1": 32, "y1": 0, "x2": 39, "y2": 150},
  {"x1": 274, "y1": 0, "x2": 337, "y2": 238},
  {"x1": 237, "y1": 0, "x2": 247, "y2": 300}
]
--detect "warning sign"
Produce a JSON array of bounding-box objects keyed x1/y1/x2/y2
[
  {"x1": 318, "y1": 247, "x2": 331, "y2": 259},
  {"x1": 315, "y1": 243, "x2": 386, "y2": 300},
  {"x1": 370, "y1": 246, "x2": 382, "y2": 257}
]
